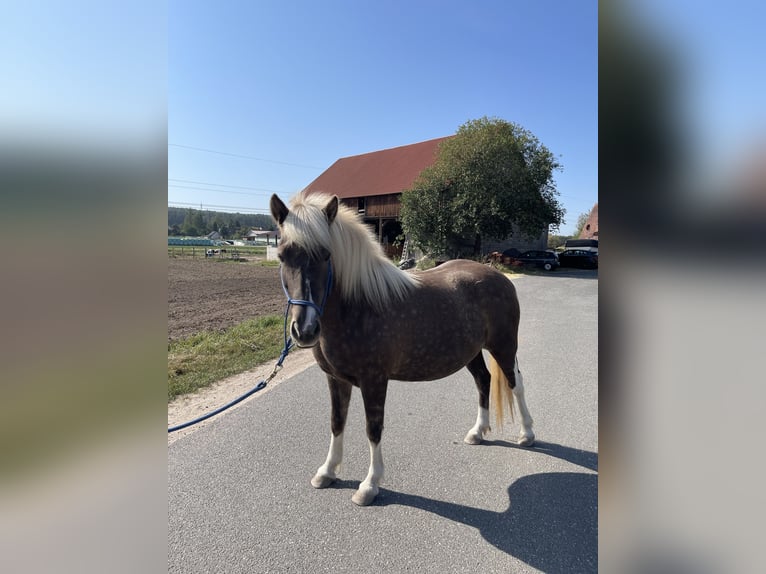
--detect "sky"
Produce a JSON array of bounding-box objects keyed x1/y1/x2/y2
[
  {"x1": 622, "y1": 0, "x2": 766, "y2": 196},
  {"x1": 169, "y1": 0, "x2": 599, "y2": 235}
]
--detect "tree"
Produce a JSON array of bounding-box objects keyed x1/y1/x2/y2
[
  {"x1": 574, "y1": 212, "x2": 590, "y2": 238},
  {"x1": 548, "y1": 234, "x2": 572, "y2": 250},
  {"x1": 400, "y1": 117, "x2": 564, "y2": 257},
  {"x1": 181, "y1": 209, "x2": 198, "y2": 236},
  {"x1": 191, "y1": 211, "x2": 206, "y2": 235}
]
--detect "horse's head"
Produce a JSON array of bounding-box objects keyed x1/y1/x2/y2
[{"x1": 270, "y1": 193, "x2": 338, "y2": 348}]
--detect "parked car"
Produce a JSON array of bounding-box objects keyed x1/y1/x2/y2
[
  {"x1": 564, "y1": 238, "x2": 598, "y2": 253},
  {"x1": 501, "y1": 247, "x2": 521, "y2": 259},
  {"x1": 511, "y1": 250, "x2": 560, "y2": 271},
  {"x1": 485, "y1": 247, "x2": 522, "y2": 266},
  {"x1": 557, "y1": 249, "x2": 598, "y2": 269}
]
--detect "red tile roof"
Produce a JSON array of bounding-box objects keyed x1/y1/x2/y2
[{"x1": 303, "y1": 136, "x2": 451, "y2": 199}]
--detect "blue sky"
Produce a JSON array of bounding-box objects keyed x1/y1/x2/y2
[
  {"x1": 169, "y1": 0, "x2": 598, "y2": 234},
  {"x1": 631, "y1": 0, "x2": 766, "y2": 192}
]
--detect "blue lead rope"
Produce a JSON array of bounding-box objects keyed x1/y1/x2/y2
[
  {"x1": 167, "y1": 324, "x2": 292, "y2": 434},
  {"x1": 168, "y1": 260, "x2": 333, "y2": 434}
]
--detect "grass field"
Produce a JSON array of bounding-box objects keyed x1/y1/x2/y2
[{"x1": 168, "y1": 315, "x2": 286, "y2": 401}]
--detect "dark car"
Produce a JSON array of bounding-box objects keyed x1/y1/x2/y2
[
  {"x1": 557, "y1": 249, "x2": 598, "y2": 269},
  {"x1": 511, "y1": 250, "x2": 560, "y2": 271}
]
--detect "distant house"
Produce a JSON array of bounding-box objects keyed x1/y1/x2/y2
[
  {"x1": 245, "y1": 228, "x2": 278, "y2": 246},
  {"x1": 579, "y1": 203, "x2": 599, "y2": 240},
  {"x1": 207, "y1": 231, "x2": 221, "y2": 241},
  {"x1": 303, "y1": 136, "x2": 549, "y2": 258}
]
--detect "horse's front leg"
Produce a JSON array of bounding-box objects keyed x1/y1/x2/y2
[
  {"x1": 311, "y1": 375, "x2": 352, "y2": 489},
  {"x1": 352, "y1": 378, "x2": 388, "y2": 506}
]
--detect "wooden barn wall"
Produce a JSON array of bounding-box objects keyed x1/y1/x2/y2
[
  {"x1": 366, "y1": 194, "x2": 401, "y2": 217},
  {"x1": 340, "y1": 194, "x2": 401, "y2": 218}
]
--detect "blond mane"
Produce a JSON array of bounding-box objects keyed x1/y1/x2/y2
[{"x1": 281, "y1": 192, "x2": 419, "y2": 311}]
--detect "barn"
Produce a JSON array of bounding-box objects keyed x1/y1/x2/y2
[
  {"x1": 303, "y1": 137, "x2": 449, "y2": 259},
  {"x1": 303, "y1": 136, "x2": 549, "y2": 259}
]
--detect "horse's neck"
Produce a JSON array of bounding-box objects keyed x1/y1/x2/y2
[{"x1": 320, "y1": 292, "x2": 365, "y2": 335}]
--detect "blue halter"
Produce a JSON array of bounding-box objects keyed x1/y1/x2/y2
[
  {"x1": 279, "y1": 259, "x2": 334, "y2": 351},
  {"x1": 280, "y1": 258, "x2": 334, "y2": 317}
]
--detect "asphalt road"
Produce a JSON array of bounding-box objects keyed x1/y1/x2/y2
[{"x1": 168, "y1": 269, "x2": 598, "y2": 573}]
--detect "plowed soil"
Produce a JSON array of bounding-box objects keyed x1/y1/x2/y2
[{"x1": 168, "y1": 258, "x2": 286, "y2": 341}]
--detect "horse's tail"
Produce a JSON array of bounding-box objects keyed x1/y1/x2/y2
[{"x1": 489, "y1": 354, "x2": 515, "y2": 430}]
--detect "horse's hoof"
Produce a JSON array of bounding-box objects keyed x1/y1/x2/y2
[
  {"x1": 463, "y1": 425, "x2": 489, "y2": 445},
  {"x1": 311, "y1": 473, "x2": 336, "y2": 489},
  {"x1": 351, "y1": 485, "x2": 378, "y2": 506},
  {"x1": 517, "y1": 433, "x2": 535, "y2": 447},
  {"x1": 463, "y1": 431, "x2": 483, "y2": 445}
]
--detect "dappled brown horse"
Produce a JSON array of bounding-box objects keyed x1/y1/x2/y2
[{"x1": 271, "y1": 192, "x2": 535, "y2": 506}]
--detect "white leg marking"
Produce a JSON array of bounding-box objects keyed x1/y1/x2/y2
[
  {"x1": 311, "y1": 432, "x2": 343, "y2": 489},
  {"x1": 464, "y1": 406, "x2": 490, "y2": 444},
  {"x1": 513, "y1": 359, "x2": 535, "y2": 446},
  {"x1": 352, "y1": 440, "x2": 383, "y2": 506}
]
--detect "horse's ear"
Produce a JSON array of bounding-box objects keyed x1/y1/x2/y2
[
  {"x1": 270, "y1": 194, "x2": 289, "y2": 226},
  {"x1": 323, "y1": 195, "x2": 339, "y2": 224}
]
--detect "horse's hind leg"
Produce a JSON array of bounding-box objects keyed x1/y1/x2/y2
[
  {"x1": 509, "y1": 357, "x2": 535, "y2": 446},
  {"x1": 489, "y1": 349, "x2": 535, "y2": 446},
  {"x1": 352, "y1": 378, "x2": 388, "y2": 506},
  {"x1": 312, "y1": 375, "x2": 352, "y2": 489},
  {"x1": 464, "y1": 352, "x2": 491, "y2": 445}
]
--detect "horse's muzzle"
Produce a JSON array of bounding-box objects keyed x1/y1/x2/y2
[{"x1": 290, "y1": 318, "x2": 321, "y2": 348}]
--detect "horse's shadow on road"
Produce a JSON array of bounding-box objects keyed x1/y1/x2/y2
[
  {"x1": 335, "y1": 441, "x2": 598, "y2": 573},
  {"x1": 483, "y1": 439, "x2": 598, "y2": 471}
]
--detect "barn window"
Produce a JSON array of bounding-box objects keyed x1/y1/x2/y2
[{"x1": 357, "y1": 197, "x2": 366, "y2": 214}]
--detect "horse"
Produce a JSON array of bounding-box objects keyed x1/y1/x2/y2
[{"x1": 270, "y1": 192, "x2": 535, "y2": 506}]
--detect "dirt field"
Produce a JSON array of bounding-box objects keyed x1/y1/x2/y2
[
  {"x1": 168, "y1": 258, "x2": 286, "y2": 341},
  {"x1": 167, "y1": 256, "x2": 317, "y2": 442}
]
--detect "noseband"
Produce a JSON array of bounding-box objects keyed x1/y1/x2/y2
[{"x1": 280, "y1": 259, "x2": 334, "y2": 317}]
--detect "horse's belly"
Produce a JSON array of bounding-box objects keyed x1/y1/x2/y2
[
  {"x1": 385, "y1": 310, "x2": 486, "y2": 381},
  {"x1": 389, "y1": 344, "x2": 480, "y2": 382}
]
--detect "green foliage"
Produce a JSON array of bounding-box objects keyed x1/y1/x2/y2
[
  {"x1": 415, "y1": 257, "x2": 436, "y2": 270},
  {"x1": 574, "y1": 212, "x2": 590, "y2": 238},
  {"x1": 168, "y1": 206, "x2": 274, "y2": 238},
  {"x1": 401, "y1": 117, "x2": 564, "y2": 257},
  {"x1": 548, "y1": 234, "x2": 573, "y2": 249}
]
